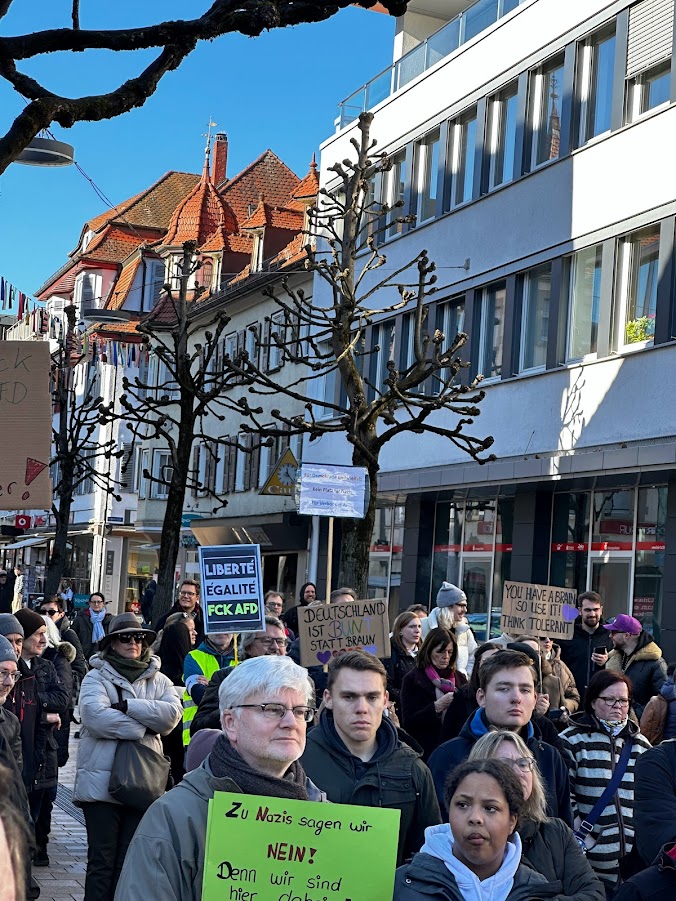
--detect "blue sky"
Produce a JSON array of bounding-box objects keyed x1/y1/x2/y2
[{"x1": 0, "y1": 2, "x2": 394, "y2": 300}]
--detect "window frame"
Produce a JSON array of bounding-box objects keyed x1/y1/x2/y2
[
  {"x1": 486, "y1": 80, "x2": 519, "y2": 191},
  {"x1": 451, "y1": 106, "x2": 478, "y2": 207},
  {"x1": 383, "y1": 148, "x2": 408, "y2": 240},
  {"x1": 576, "y1": 25, "x2": 617, "y2": 147},
  {"x1": 564, "y1": 243, "x2": 604, "y2": 363},
  {"x1": 625, "y1": 57, "x2": 671, "y2": 123},
  {"x1": 527, "y1": 53, "x2": 565, "y2": 171},
  {"x1": 477, "y1": 281, "x2": 507, "y2": 383},
  {"x1": 614, "y1": 224, "x2": 660, "y2": 352},
  {"x1": 413, "y1": 127, "x2": 441, "y2": 225},
  {"x1": 518, "y1": 263, "x2": 552, "y2": 374}
]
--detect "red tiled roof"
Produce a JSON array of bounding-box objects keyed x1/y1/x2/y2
[
  {"x1": 164, "y1": 155, "x2": 237, "y2": 246},
  {"x1": 291, "y1": 157, "x2": 319, "y2": 200},
  {"x1": 90, "y1": 319, "x2": 144, "y2": 337},
  {"x1": 268, "y1": 233, "x2": 311, "y2": 269},
  {"x1": 220, "y1": 150, "x2": 300, "y2": 230},
  {"x1": 200, "y1": 225, "x2": 252, "y2": 254},
  {"x1": 85, "y1": 171, "x2": 200, "y2": 235},
  {"x1": 107, "y1": 258, "x2": 141, "y2": 311},
  {"x1": 83, "y1": 227, "x2": 150, "y2": 263},
  {"x1": 240, "y1": 201, "x2": 303, "y2": 232}
]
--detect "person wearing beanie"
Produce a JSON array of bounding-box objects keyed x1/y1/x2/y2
[
  {"x1": 422, "y1": 583, "x2": 477, "y2": 677},
  {"x1": 282, "y1": 582, "x2": 317, "y2": 637},
  {"x1": 0, "y1": 614, "x2": 24, "y2": 660}
]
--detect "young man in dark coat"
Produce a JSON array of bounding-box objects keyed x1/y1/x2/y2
[
  {"x1": 634, "y1": 737, "x2": 676, "y2": 866},
  {"x1": 301, "y1": 651, "x2": 440, "y2": 866},
  {"x1": 428, "y1": 649, "x2": 573, "y2": 825},
  {"x1": 281, "y1": 581, "x2": 316, "y2": 637},
  {"x1": 154, "y1": 580, "x2": 205, "y2": 644},
  {"x1": 558, "y1": 591, "x2": 612, "y2": 704}
]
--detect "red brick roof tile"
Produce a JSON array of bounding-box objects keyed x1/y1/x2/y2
[
  {"x1": 164, "y1": 155, "x2": 237, "y2": 246},
  {"x1": 84, "y1": 226, "x2": 156, "y2": 263},
  {"x1": 107, "y1": 258, "x2": 141, "y2": 311},
  {"x1": 240, "y1": 201, "x2": 303, "y2": 232},
  {"x1": 85, "y1": 171, "x2": 200, "y2": 235},
  {"x1": 220, "y1": 150, "x2": 300, "y2": 230},
  {"x1": 291, "y1": 157, "x2": 319, "y2": 200}
]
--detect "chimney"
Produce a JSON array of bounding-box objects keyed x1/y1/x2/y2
[{"x1": 212, "y1": 132, "x2": 228, "y2": 186}]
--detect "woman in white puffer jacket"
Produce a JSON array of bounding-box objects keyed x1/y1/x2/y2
[
  {"x1": 73, "y1": 613, "x2": 182, "y2": 901},
  {"x1": 422, "y1": 582, "x2": 477, "y2": 677}
]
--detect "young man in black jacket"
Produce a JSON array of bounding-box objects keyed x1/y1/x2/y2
[
  {"x1": 428, "y1": 649, "x2": 573, "y2": 825},
  {"x1": 558, "y1": 591, "x2": 612, "y2": 704},
  {"x1": 301, "y1": 651, "x2": 441, "y2": 866}
]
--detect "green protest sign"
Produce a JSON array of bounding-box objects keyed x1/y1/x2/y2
[{"x1": 202, "y1": 792, "x2": 399, "y2": 901}]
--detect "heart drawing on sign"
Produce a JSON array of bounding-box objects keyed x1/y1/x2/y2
[
  {"x1": 363, "y1": 645, "x2": 378, "y2": 655},
  {"x1": 562, "y1": 604, "x2": 579, "y2": 622},
  {"x1": 316, "y1": 651, "x2": 331, "y2": 665}
]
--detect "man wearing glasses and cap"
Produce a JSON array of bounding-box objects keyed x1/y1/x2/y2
[
  {"x1": 116, "y1": 654, "x2": 324, "y2": 901},
  {"x1": 604, "y1": 613, "x2": 667, "y2": 719}
]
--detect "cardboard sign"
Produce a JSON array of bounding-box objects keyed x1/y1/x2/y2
[
  {"x1": 297, "y1": 598, "x2": 391, "y2": 667},
  {"x1": 0, "y1": 342, "x2": 52, "y2": 510},
  {"x1": 501, "y1": 581, "x2": 578, "y2": 639},
  {"x1": 202, "y1": 792, "x2": 399, "y2": 901},
  {"x1": 199, "y1": 544, "x2": 265, "y2": 635},
  {"x1": 297, "y1": 463, "x2": 367, "y2": 518}
]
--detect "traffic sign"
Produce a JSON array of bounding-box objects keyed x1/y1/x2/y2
[{"x1": 259, "y1": 447, "x2": 298, "y2": 496}]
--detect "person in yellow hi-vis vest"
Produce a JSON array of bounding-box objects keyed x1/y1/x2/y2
[{"x1": 182, "y1": 633, "x2": 235, "y2": 746}]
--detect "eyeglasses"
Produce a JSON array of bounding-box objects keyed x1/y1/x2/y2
[
  {"x1": 256, "y1": 638, "x2": 287, "y2": 648},
  {"x1": 509, "y1": 757, "x2": 535, "y2": 772},
  {"x1": 40, "y1": 609, "x2": 59, "y2": 617},
  {"x1": 538, "y1": 636, "x2": 552, "y2": 642},
  {"x1": 597, "y1": 697, "x2": 630, "y2": 708},
  {"x1": 179, "y1": 591, "x2": 197, "y2": 598},
  {"x1": 234, "y1": 703, "x2": 315, "y2": 723},
  {"x1": 116, "y1": 633, "x2": 147, "y2": 645},
  {"x1": 0, "y1": 671, "x2": 20, "y2": 684}
]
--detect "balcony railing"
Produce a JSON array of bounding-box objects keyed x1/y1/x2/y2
[{"x1": 338, "y1": 0, "x2": 524, "y2": 128}]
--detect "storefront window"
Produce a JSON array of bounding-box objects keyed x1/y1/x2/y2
[
  {"x1": 550, "y1": 491, "x2": 590, "y2": 592},
  {"x1": 432, "y1": 502, "x2": 463, "y2": 591},
  {"x1": 368, "y1": 503, "x2": 404, "y2": 609},
  {"x1": 633, "y1": 486, "x2": 666, "y2": 633},
  {"x1": 492, "y1": 497, "x2": 513, "y2": 634}
]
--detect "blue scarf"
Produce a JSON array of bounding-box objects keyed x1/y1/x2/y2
[{"x1": 90, "y1": 608, "x2": 106, "y2": 643}]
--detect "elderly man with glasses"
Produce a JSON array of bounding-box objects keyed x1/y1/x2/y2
[{"x1": 115, "y1": 654, "x2": 323, "y2": 901}]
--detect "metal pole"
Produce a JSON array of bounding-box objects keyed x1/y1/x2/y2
[{"x1": 326, "y1": 516, "x2": 334, "y2": 602}]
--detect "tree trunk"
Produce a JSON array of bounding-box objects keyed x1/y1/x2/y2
[
  {"x1": 44, "y1": 496, "x2": 73, "y2": 598},
  {"x1": 337, "y1": 458, "x2": 378, "y2": 598},
  {"x1": 45, "y1": 374, "x2": 75, "y2": 598}
]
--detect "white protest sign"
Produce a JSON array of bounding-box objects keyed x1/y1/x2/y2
[{"x1": 297, "y1": 463, "x2": 367, "y2": 519}]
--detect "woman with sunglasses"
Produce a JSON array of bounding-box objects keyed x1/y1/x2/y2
[
  {"x1": 560, "y1": 670, "x2": 652, "y2": 897},
  {"x1": 469, "y1": 730, "x2": 604, "y2": 901},
  {"x1": 73, "y1": 613, "x2": 182, "y2": 901}
]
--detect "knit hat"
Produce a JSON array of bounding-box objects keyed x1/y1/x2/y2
[
  {"x1": 15, "y1": 608, "x2": 46, "y2": 639},
  {"x1": 0, "y1": 614, "x2": 24, "y2": 639},
  {"x1": 436, "y1": 581, "x2": 467, "y2": 608},
  {"x1": 603, "y1": 614, "x2": 642, "y2": 636},
  {"x1": 0, "y1": 635, "x2": 17, "y2": 665}
]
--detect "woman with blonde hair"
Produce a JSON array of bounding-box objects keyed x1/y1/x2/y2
[{"x1": 469, "y1": 730, "x2": 604, "y2": 901}]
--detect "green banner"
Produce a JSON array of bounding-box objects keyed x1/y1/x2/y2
[{"x1": 202, "y1": 791, "x2": 399, "y2": 901}]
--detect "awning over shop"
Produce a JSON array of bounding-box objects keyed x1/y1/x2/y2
[
  {"x1": 0, "y1": 529, "x2": 92, "y2": 551},
  {"x1": 190, "y1": 513, "x2": 308, "y2": 551}
]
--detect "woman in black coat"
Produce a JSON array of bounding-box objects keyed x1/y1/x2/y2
[
  {"x1": 440, "y1": 641, "x2": 501, "y2": 742},
  {"x1": 158, "y1": 621, "x2": 194, "y2": 784},
  {"x1": 400, "y1": 627, "x2": 467, "y2": 761},
  {"x1": 384, "y1": 611, "x2": 421, "y2": 714}
]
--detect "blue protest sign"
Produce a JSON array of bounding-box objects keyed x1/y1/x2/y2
[{"x1": 198, "y1": 544, "x2": 265, "y2": 635}]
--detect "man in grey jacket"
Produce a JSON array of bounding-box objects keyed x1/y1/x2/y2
[{"x1": 115, "y1": 655, "x2": 322, "y2": 900}]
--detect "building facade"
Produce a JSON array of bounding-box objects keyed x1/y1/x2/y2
[{"x1": 311, "y1": 0, "x2": 676, "y2": 654}]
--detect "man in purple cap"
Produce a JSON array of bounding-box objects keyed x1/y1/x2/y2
[{"x1": 604, "y1": 613, "x2": 667, "y2": 718}]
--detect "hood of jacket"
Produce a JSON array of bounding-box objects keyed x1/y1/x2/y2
[
  {"x1": 196, "y1": 639, "x2": 234, "y2": 665},
  {"x1": 460, "y1": 707, "x2": 536, "y2": 746},
  {"x1": 607, "y1": 634, "x2": 663, "y2": 668},
  {"x1": 654, "y1": 842, "x2": 676, "y2": 869},
  {"x1": 314, "y1": 708, "x2": 409, "y2": 769},
  {"x1": 53, "y1": 640, "x2": 76, "y2": 664},
  {"x1": 661, "y1": 679, "x2": 676, "y2": 702}
]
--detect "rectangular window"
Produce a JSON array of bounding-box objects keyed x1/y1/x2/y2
[
  {"x1": 625, "y1": 59, "x2": 671, "y2": 122},
  {"x1": 358, "y1": 175, "x2": 376, "y2": 247},
  {"x1": 138, "y1": 449, "x2": 150, "y2": 499},
  {"x1": 435, "y1": 297, "x2": 465, "y2": 389},
  {"x1": 414, "y1": 128, "x2": 441, "y2": 225},
  {"x1": 633, "y1": 485, "x2": 667, "y2": 632},
  {"x1": 384, "y1": 149, "x2": 407, "y2": 239},
  {"x1": 151, "y1": 450, "x2": 172, "y2": 499},
  {"x1": 566, "y1": 244, "x2": 603, "y2": 360},
  {"x1": 268, "y1": 311, "x2": 286, "y2": 371},
  {"x1": 453, "y1": 108, "x2": 478, "y2": 206},
  {"x1": 577, "y1": 27, "x2": 616, "y2": 146},
  {"x1": 615, "y1": 225, "x2": 659, "y2": 348},
  {"x1": 519, "y1": 263, "x2": 551, "y2": 372},
  {"x1": 369, "y1": 320, "x2": 396, "y2": 401},
  {"x1": 487, "y1": 82, "x2": 519, "y2": 190},
  {"x1": 478, "y1": 282, "x2": 506, "y2": 380},
  {"x1": 235, "y1": 434, "x2": 247, "y2": 491},
  {"x1": 527, "y1": 55, "x2": 565, "y2": 169}
]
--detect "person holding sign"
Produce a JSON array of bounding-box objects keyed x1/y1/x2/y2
[
  {"x1": 301, "y1": 651, "x2": 441, "y2": 866},
  {"x1": 394, "y1": 759, "x2": 568, "y2": 900},
  {"x1": 115, "y1": 655, "x2": 324, "y2": 901}
]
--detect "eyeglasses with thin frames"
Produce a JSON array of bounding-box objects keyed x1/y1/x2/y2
[
  {"x1": 233, "y1": 703, "x2": 315, "y2": 723},
  {"x1": 0, "y1": 670, "x2": 21, "y2": 684},
  {"x1": 597, "y1": 697, "x2": 630, "y2": 709},
  {"x1": 256, "y1": 637, "x2": 288, "y2": 648},
  {"x1": 509, "y1": 756, "x2": 535, "y2": 772}
]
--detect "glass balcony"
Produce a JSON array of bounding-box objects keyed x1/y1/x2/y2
[{"x1": 338, "y1": 0, "x2": 524, "y2": 128}]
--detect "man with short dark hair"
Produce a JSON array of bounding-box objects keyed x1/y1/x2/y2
[
  {"x1": 115, "y1": 655, "x2": 322, "y2": 901},
  {"x1": 155, "y1": 580, "x2": 205, "y2": 643},
  {"x1": 604, "y1": 613, "x2": 667, "y2": 718},
  {"x1": 559, "y1": 591, "x2": 612, "y2": 703},
  {"x1": 301, "y1": 651, "x2": 440, "y2": 865},
  {"x1": 428, "y1": 649, "x2": 572, "y2": 824}
]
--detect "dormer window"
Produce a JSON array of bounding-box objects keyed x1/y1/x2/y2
[
  {"x1": 81, "y1": 230, "x2": 95, "y2": 252},
  {"x1": 251, "y1": 231, "x2": 265, "y2": 273},
  {"x1": 247, "y1": 203, "x2": 257, "y2": 218}
]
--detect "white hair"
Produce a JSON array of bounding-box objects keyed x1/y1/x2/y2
[
  {"x1": 218, "y1": 655, "x2": 314, "y2": 716},
  {"x1": 436, "y1": 607, "x2": 455, "y2": 630},
  {"x1": 41, "y1": 615, "x2": 61, "y2": 649}
]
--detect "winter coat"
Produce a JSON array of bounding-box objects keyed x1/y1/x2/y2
[
  {"x1": 400, "y1": 666, "x2": 468, "y2": 762},
  {"x1": 57, "y1": 616, "x2": 88, "y2": 684},
  {"x1": 393, "y1": 835, "x2": 566, "y2": 901},
  {"x1": 301, "y1": 710, "x2": 441, "y2": 865},
  {"x1": 606, "y1": 632, "x2": 667, "y2": 719},
  {"x1": 614, "y1": 842, "x2": 676, "y2": 901},
  {"x1": 428, "y1": 708, "x2": 574, "y2": 825},
  {"x1": 0, "y1": 574, "x2": 15, "y2": 614},
  {"x1": 558, "y1": 619, "x2": 613, "y2": 702},
  {"x1": 73, "y1": 652, "x2": 182, "y2": 805},
  {"x1": 560, "y1": 712, "x2": 651, "y2": 889},
  {"x1": 155, "y1": 602, "x2": 205, "y2": 645},
  {"x1": 518, "y1": 816, "x2": 605, "y2": 901},
  {"x1": 543, "y1": 645, "x2": 580, "y2": 715},
  {"x1": 190, "y1": 667, "x2": 231, "y2": 736},
  {"x1": 182, "y1": 641, "x2": 236, "y2": 746},
  {"x1": 43, "y1": 641, "x2": 76, "y2": 767},
  {"x1": 383, "y1": 642, "x2": 417, "y2": 711},
  {"x1": 0, "y1": 705, "x2": 29, "y2": 818},
  {"x1": 71, "y1": 608, "x2": 114, "y2": 662},
  {"x1": 114, "y1": 756, "x2": 324, "y2": 901},
  {"x1": 634, "y1": 738, "x2": 676, "y2": 865},
  {"x1": 421, "y1": 610, "x2": 477, "y2": 676}
]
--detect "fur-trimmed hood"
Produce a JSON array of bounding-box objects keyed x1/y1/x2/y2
[
  {"x1": 607, "y1": 633, "x2": 663, "y2": 670},
  {"x1": 55, "y1": 640, "x2": 77, "y2": 664}
]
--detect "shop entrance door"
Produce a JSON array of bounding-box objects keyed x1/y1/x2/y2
[
  {"x1": 461, "y1": 555, "x2": 493, "y2": 642},
  {"x1": 590, "y1": 555, "x2": 632, "y2": 622}
]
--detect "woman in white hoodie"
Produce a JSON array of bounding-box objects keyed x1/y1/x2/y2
[
  {"x1": 423, "y1": 582, "x2": 478, "y2": 677},
  {"x1": 393, "y1": 758, "x2": 567, "y2": 901}
]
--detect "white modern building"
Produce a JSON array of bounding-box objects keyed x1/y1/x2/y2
[{"x1": 311, "y1": 0, "x2": 676, "y2": 653}]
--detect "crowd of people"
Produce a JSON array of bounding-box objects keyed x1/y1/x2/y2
[{"x1": 0, "y1": 576, "x2": 674, "y2": 900}]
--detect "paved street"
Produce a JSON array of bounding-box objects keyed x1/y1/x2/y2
[{"x1": 34, "y1": 737, "x2": 86, "y2": 901}]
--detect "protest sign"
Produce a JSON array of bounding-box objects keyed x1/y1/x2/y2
[
  {"x1": 0, "y1": 342, "x2": 52, "y2": 510},
  {"x1": 501, "y1": 581, "x2": 578, "y2": 639},
  {"x1": 199, "y1": 544, "x2": 264, "y2": 635},
  {"x1": 202, "y1": 792, "x2": 399, "y2": 901},
  {"x1": 297, "y1": 598, "x2": 390, "y2": 667},
  {"x1": 297, "y1": 463, "x2": 367, "y2": 518}
]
